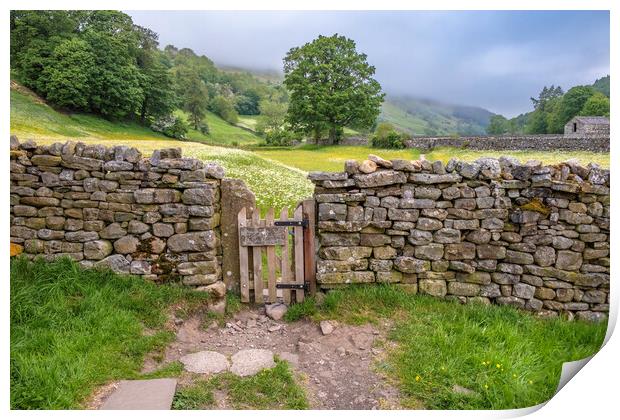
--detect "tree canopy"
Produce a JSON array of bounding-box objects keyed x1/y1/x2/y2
[{"x1": 283, "y1": 34, "x2": 384, "y2": 144}]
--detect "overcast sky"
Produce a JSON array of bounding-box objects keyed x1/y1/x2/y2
[{"x1": 127, "y1": 10, "x2": 609, "y2": 117}]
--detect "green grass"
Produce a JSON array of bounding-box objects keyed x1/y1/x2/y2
[
  {"x1": 254, "y1": 144, "x2": 422, "y2": 172},
  {"x1": 289, "y1": 285, "x2": 607, "y2": 409},
  {"x1": 10, "y1": 257, "x2": 209, "y2": 409},
  {"x1": 11, "y1": 86, "x2": 263, "y2": 147},
  {"x1": 172, "y1": 360, "x2": 309, "y2": 410},
  {"x1": 175, "y1": 110, "x2": 263, "y2": 146},
  {"x1": 10, "y1": 90, "x2": 169, "y2": 142}
]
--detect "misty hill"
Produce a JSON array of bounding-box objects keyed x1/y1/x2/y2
[{"x1": 380, "y1": 96, "x2": 495, "y2": 136}]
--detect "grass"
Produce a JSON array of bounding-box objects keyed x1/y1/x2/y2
[
  {"x1": 11, "y1": 86, "x2": 263, "y2": 147},
  {"x1": 288, "y1": 285, "x2": 607, "y2": 410},
  {"x1": 254, "y1": 144, "x2": 422, "y2": 172},
  {"x1": 172, "y1": 360, "x2": 309, "y2": 410},
  {"x1": 9, "y1": 257, "x2": 210, "y2": 409},
  {"x1": 175, "y1": 110, "x2": 263, "y2": 146}
]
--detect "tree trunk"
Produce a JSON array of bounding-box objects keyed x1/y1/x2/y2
[{"x1": 328, "y1": 126, "x2": 339, "y2": 145}]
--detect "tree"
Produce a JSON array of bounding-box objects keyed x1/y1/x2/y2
[
  {"x1": 530, "y1": 85, "x2": 563, "y2": 111},
  {"x1": 283, "y1": 34, "x2": 384, "y2": 144},
  {"x1": 138, "y1": 55, "x2": 177, "y2": 123},
  {"x1": 579, "y1": 92, "x2": 610, "y2": 117},
  {"x1": 183, "y1": 73, "x2": 209, "y2": 129},
  {"x1": 210, "y1": 95, "x2": 239, "y2": 124},
  {"x1": 235, "y1": 90, "x2": 261, "y2": 115},
  {"x1": 486, "y1": 115, "x2": 510, "y2": 135},
  {"x1": 552, "y1": 85, "x2": 596, "y2": 129},
  {"x1": 39, "y1": 38, "x2": 94, "y2": 109},
  {"x1": 256, "y1": 99, "x2": 288, "y2": 134}
]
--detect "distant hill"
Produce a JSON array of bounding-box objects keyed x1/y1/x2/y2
[
  {"x1": 592, "y1": 75, "x2": 610, "y2": 97},
  {"x1": 380, "y1": 96, "x2": 495, "y2": 136}
]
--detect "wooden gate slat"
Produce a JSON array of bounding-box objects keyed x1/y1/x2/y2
[
  {"x1": 302, "y1": 199, "x2": 317, "y2": 296},
  {"x1": 293, "y1": 205, "x2": 305, "y2": 302},
  {"x1": 279, "y1": 207, "x2": 292, "y2": 305},
  {"x1": 238, "y1": 207, "x2": 250, "y2": 303},
  {"x1": 265, "y1": 208, "x2": 277, "y2": 303},
  {"x1": 252, "y1": 208, "x2": 263, "y2": 303}
]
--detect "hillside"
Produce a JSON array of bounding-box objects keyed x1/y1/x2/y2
[
  {"x1": 10, "y1": 82, "x2": 262, "y2": 146},
  {"x1": 379, "y1": 96, "x2": 494, "y2": 136}
]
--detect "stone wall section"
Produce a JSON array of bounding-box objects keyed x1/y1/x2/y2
[
  {"x1": 10, "y1": 137, "x2": 226, "y2": 306},
  {"x1": 403, "y1": 134, "x2": 609, "y2": 152},
  {"x1": 309, "y1": 154, "x2": 610, "y2": 321}
]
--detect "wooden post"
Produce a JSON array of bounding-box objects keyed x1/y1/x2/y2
[
  {"x1": 251, "y1": 208, "x2": 263, "y2": 303},
  {"x1": 293, "y1": 205, "x2": 305, "y2": 302},
  {"x1": 238, "y1": 208, "x2": 250, "y2": 303},
  {"x1": 302, "y1": 199, "x2": 317, "y2": 296}
]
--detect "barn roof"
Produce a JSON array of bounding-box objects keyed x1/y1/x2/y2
[{"x1": 569, "y1": 116, "x2": 610, "y2": 125}]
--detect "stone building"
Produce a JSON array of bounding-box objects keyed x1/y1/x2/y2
[{"x1": 564, "y1": 116, "x2": 609, "y2": 137}]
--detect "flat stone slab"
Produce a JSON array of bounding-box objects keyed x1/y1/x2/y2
[
  {"x1": 100, "y1": 378, "x2": 177, "y2": 410},
  {"x1": 231, "y1": 349, "x2": 275, "y2": 377},
  {"x1": 180, "y1": 350, "x2": 230, "y2": 374}
]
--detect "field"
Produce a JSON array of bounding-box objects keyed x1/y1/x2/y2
[
  {"x1": 254, "y1": 144, "x2": 610, "y2": 172},
  {"x1": 10, "y1": 86, "x2": 610, "y2": 214}
]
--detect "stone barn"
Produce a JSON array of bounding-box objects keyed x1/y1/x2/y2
[{"x1": 564, "y1": 116, "x2": 609, "y2": 136}]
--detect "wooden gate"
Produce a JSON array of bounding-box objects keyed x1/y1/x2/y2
[{"x1": 237, "y1": 199, "x2": 316, "y2": 304}]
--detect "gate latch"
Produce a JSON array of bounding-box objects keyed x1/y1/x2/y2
[
  {"x1": 276, "y1": 283, "x2": 308, "y2": 291},
  {"x1": 274, "y1": 219, "x2": 309, "y2": 228}
]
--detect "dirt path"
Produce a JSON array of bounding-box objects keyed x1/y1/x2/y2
[{"x1": 143, "y1": 307, "x2": 402, "y2": 410}]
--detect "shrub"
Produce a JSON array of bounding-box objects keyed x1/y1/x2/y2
[
  {"x1": 264, "y1": 128, "x2": 300, "y2": 147},
  {"x1": 151, "y1": 115, "x2": 189, "y2": 140},
  {"x1": 371, "y1": 130, "x2": 405, "y2": 149}
]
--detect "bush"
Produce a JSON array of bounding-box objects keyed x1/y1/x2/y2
[
  {"x1": 264, "y1": 128, "x2": 300, "y2": 146},
  {"x1": 371, "y1": 130, "x2": 405, "y2": 149},
  {"x1": 151, "y1": 115, "x2": 189, "y2": 140}
]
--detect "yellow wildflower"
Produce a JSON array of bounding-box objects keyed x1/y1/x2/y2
[{"x1": 415, "y1": 375, "x2": 421, "y2": 382}]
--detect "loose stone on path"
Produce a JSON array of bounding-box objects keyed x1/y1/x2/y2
[
  {"x1": 230, "y1": 349, "x2": 276, "y2": 377},
  {"x1": 180, "y1": 350, "x2": 230, "y2": 374}
]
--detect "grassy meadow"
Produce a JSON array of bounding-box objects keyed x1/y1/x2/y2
[{"x1": 10, "y1": 84, "x2": 609, "y2": 214}]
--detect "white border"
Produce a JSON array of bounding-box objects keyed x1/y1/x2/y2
[{"x1": 2, "y1": 1, "x2": 616, "y2": 419}]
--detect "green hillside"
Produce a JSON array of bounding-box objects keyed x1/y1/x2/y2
[
  {"x1": 380, "y1": 96, "x2": 494, "y2": 136},
  {"x1": 10, "y1": 84, "x2": 262, "y2": 146}
]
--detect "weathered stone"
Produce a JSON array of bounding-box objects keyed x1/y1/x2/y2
[
  {"x1": 419, "y1": 279, "x2": 447, "y2": 297},
  {"x1": 114, "y1": 235, "x2": 140, "y2": 254},
  {"x1": 444, "y1": 242, "x2": 476, "y2": 260},
  {"x1": 555, "y1": 250, "x2": 582, "y2": 271},
  {"x1": 409, "y1": 173, "x2": 462, "y2": 184},
  {"x1": 317, "y1": 271, "x2": 375, "y2": 284},
  {"x1": 93, "y1": 254, "x2": 130, "y2": 273},
  {"x1": 416, "y1": 217, "x2": 443, "y2": 231},
  {"x1": 534, "y1": 246, "x2": 556, "y2": 267},
  {"x1": 414, "y1": 244, "x2": 444, "y2": 261},
  {"x1": 394, "y1": 256, "x2": 429, "y2": 273},
  {"x1": 433, "y1": 228, "x2": 461, "y2": 244},
  {"x1": 99, "y1": 223, "x2": 127, "y2": 239},
  {"x1": 355, "y1": 170, "x2": 407, "y2": 187},
  {"x1": 448, "y1": 282, "x2": 480, "y2": 296},
  {"x1": 167, "y1": 232, "x2": 217, "y2": 252}
]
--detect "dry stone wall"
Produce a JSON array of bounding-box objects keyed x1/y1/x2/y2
[
  {"x1": 309, "y1": 154, "x2": 610, "y2": 322},
  {"x1": 9, "y1": 137, "x2": 227, "y2": 308}
]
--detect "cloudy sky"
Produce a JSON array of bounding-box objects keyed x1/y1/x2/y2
[{"x1": 127, "y1": 10, "x2": 609, "y2": 117}]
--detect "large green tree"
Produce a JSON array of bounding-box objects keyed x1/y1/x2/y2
[
  {"x1": 283, "y1": 34, "x2": 384, "y2": 144},
  {"x1": 183, "y1": 73, "x2": 209, "y2": 129},
  {"x1": 39, "y1": 38, "x2": 94, "y2": 109},
  {"x1": 579, "y1": 92, "x2": 610, "y2": 118}
]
